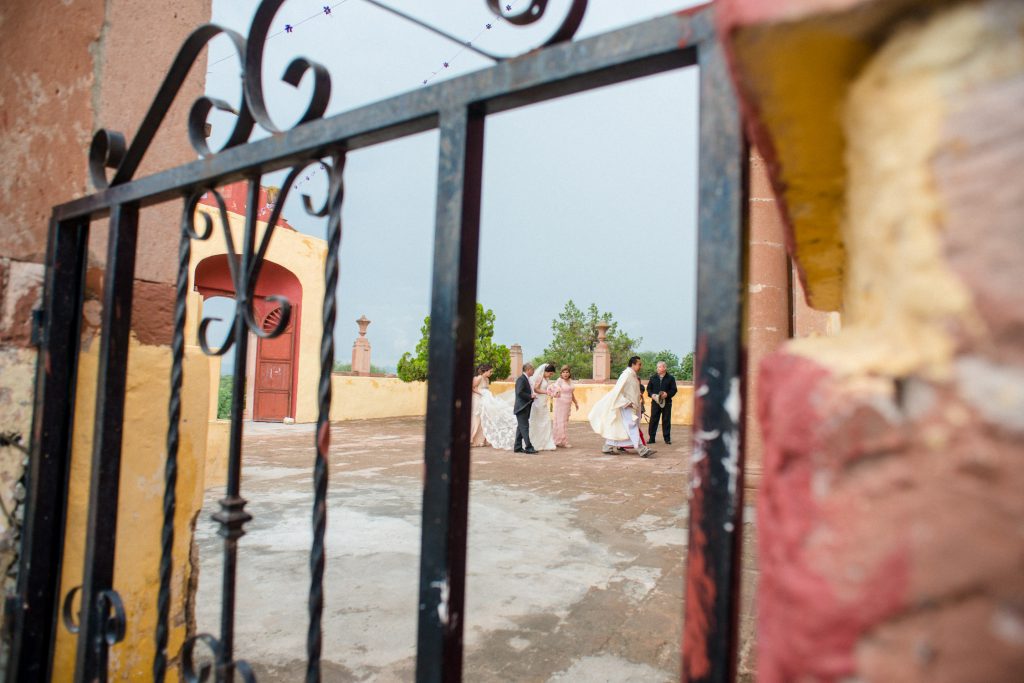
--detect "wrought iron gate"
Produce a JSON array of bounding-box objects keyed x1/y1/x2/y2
[{"x1": 7, "y1": 1, "x2": 746, "y2": 681}]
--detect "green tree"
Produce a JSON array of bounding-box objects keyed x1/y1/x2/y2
[
  {"x1": 534, "y1": 301, "x2": 641, "y2": 379},
  {"x1": 397, "y1": 318, "x2": 430, "y2": 382},
  {"x1": 637, "y1": 350, "x2": 680, "y2": 378},
  {"x1": 397, "y1": 303, "x2": 511, "y2": 382},
  {"x1": 634, "y1": 349, "x2": 694, "y2": 381},
  {"x1": 217, "y1": 375, "x2": 238, "y2": 419},
  {"x1": 679, "y1": 351, "x2": 694, "y2": 381}
]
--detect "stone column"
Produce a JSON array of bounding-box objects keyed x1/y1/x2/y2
[
  {"x1": 351, "y1": 315, "x2": 372, "y2": 375},
  {"x1": 592, "y1": 321, "x2": 611, "y2": 381},
  {"x1": 745, "y1": 149, "x2": 793, "y2": 494},
  {"x1": 509, "y1": 343, "x2": 523, "y2": 379}
]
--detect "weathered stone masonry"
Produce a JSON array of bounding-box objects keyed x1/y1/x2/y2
[{"x1": 719, "y1": 0, "x2": 1024, "y2": 680}]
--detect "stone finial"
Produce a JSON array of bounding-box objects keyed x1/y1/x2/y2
[
  {"x1": 593, "y1": 321, "x2": 611, "y2": 382},
  {"x1": 509, "y1": 343, "x2": 523, "y2": 379},
  {"x1": 352, "y1": 315, "x2": 372, "y2": 374}
]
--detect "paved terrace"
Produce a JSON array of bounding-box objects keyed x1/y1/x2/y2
[{"x1": 194, "y1": 418, "x2": 722, "y2": 681}]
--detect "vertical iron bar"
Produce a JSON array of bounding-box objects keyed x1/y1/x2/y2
[
  {"x1": 415, "y1": 106, "x2": 484, "y2": 683},
  {"x1": 154, "y1": 200, "x2": 193, "y2": 682},
  {"x1": 681, "y1": 32, "x2": 748, "y2": 683},
  {"x1": 214, "y1": 179, "x2": 257, "y2": 681},
  {"x1": 307, "y1": 152, "x2": 346, "y2": 683},
  {"x1": 74, "y1": 203, "x2": 140, "y2": 682},
  {"x1": 7, "y1": 217, "x2": 90, "y2": 682}
]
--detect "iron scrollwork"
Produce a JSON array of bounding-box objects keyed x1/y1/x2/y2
[
  {"x1": 62, "y1": 585, "x2": 127, "y2": 648},
  {"x1": 108, "y1": 0, "x2": 590, "y2": 681},
  {"x1": 89, "y1": 0, "x2": 331, "y2": 190},
  {"x1": 362, "y1": 0, "x2": 588, "y2": 61},
  {"x1": 484, "y1": 0, "x2": 588, "y2": 47}
]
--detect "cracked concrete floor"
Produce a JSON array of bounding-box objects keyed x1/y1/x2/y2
[{"x1": 195, "y1": 417, "x2": 694, "y2": 681}]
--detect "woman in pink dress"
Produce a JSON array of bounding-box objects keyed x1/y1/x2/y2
[{"x1": 552, "y1": 365, "x2": 579, "y2": 447}]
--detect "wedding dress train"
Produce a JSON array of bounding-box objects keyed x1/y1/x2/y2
[
  {"x1": 479, "y1": 389, "x2": 518, "y2": 450},
  {"x1": 478, "y1": 371, "x2": 556, "y2": 451}
]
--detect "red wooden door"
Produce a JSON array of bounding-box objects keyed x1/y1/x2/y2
[{"x1": 253, "y1": 307, "x2": 294, "y2": 422}]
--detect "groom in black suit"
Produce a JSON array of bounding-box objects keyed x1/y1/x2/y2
[{"x1": 513, "y1": 363, "x2": 538, "y2": 454}]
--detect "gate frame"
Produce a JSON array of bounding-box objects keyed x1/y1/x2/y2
[{"x1": 7, "y1": 4, "x2": 748, "y2": 681}]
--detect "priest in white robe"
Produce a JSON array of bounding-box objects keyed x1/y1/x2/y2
[{"x1": 588, "y1": 355, "x2": 656, "y2": 458}]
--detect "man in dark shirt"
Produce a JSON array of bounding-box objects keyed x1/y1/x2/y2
[{"x1": 646, "y1": 361, "x2": 678, "y2": 444}]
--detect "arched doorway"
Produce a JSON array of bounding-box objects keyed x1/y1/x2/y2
[{"x1": 193, "y1": 255, "x2": 303, "y2": 422}]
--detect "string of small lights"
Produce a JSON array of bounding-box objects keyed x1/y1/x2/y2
[{"x1": 419, "y1": 1, "x2": 524, "y2": 87}]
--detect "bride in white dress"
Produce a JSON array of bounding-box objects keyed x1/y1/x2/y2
[
  {"x1": 527, "y1": 363, "x2": 557, "y2": 451},
  {"x1": 479, "y1": 363, "x2": 557, "y2": 451}
]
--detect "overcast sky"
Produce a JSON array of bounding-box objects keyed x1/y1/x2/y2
[{"x1": 203, "y1": 0, "x2": 702, "y2": 369}]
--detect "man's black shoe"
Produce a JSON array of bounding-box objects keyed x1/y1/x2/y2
[
  {"x1": 649, "y1": 438, "x2": 656, "y2": 444},
  {"x1": 514, "y1": 447, "x2": 524, "y2": 453},
  {"x1": 665, "y1": 439, "x2": 671, "y2": 445},
  {"x1": 523, "y1": 447, "x2": 538, "y2": 454}
]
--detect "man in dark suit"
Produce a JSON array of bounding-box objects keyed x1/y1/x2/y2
[
  {"x1": 513, "y1": 363, "x2": 537, "y2": 454},
  {"x1": 647, "y1": 361, "x2": 678, "y2": 444}
]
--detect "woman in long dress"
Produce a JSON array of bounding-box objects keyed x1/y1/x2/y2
[
  {"x1": 470, "y1": 364, "x2": 493, "y2": 447},
  {"x1": 552, "y1": 364, "x2": 579, "y2": 447},
  {"x1": 528, "y1": 363, "x2": 558, "y2": 451}
]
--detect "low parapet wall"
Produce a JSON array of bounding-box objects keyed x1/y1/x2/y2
[
  {"x1": 329, "y1": 374, "x2": 429, "y2": 421},
  {"x1": 323, "y1": 376, "x2": 693, "y2": 426}
]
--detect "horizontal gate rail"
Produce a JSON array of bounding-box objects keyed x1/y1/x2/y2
[{"x1": 51, "y1": 11, "x2": 711, "y2": 221}]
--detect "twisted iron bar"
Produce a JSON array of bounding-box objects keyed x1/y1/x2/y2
[
  {"x1": 154, "y1": 191, "x2": 209, "y2": 683},
  {"x1": 170, "y1": 163, "x2": 326, "y2": 682},
  {"x1": 306, "y1": 150, "x2": 346, "y2": 683}
]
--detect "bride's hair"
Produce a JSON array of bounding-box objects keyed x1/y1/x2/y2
[
  {"x1": 476, "y1": 363, "x2": 492, "y2": 375},
  {"x1": 544, "y1": 363, "x2": 556, "y2": 373}
]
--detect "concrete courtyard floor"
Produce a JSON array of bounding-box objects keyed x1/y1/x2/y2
[{"x1": 195, "y1": 417, "x2": 697, "y2": 682}]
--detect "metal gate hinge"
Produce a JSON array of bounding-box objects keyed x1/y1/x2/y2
[{"x1": 30, "y1": 308, "x2": 46, "y2": 348}]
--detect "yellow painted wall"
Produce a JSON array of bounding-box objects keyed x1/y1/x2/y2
[
  {"x1": 53, "y1": 337, "x2": 210, "y2": 681},
  {"x1": 328, "y1": 377, "x2": 693, "y2": 425},
  {"x1": 190, "y1": 205, "x2": 327, "y2": 423},
  {"x1": 205, "y1": 420, "x2": 231, "y2": 490},
  {"x1": 328, "y1": 375, "x2": 428, "y2": 421}
]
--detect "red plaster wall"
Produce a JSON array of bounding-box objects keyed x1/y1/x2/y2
[{"x1": 0, "y1": 0, "x2": 211, "y2": 347}]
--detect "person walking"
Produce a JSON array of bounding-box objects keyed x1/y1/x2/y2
[
  {"x1": 552, "y1": 365, "x2": 579, "y2": 447},
  {"x1": 513, "y1": 363, "x2": 538, "y2": 454}
]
